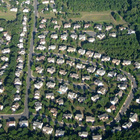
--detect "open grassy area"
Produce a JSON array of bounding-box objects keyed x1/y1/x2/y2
[
  {"x1": 0, "y1": 9, "x2": 16, "y2": 21},
  {"x1": 39, "y1": 12, "x2": 56, "y2": 19},
  {"x1": 68, "y1": 11, "x2": 127, "y2": 25}
]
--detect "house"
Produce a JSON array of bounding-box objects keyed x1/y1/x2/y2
[
  {"x1": 129, "y1": 113, "x2": 138, "y2": 122},
  {"x1": 109, "y1": 33, "x2": 116, "y2": 38},
  {"x1": 78, "y1": 97, "x2": 86, "y2": 103},
  {"x1": 116, "y1": 90, "x2": 123, "y2": 98},
  {"x1": 34, "y1": 81, "x2": 43, "y2": 89},
  {"x1": 19, "y1": 120, "x2": 29, "y2": 127},
  {"x1": 73, "y1": 24, "x2": 81, "y2": 29},
  {"x1": 78, "y1": 132, "x2": 88, "y2": 138},
  {"x1": 56, "y1": 98, "x2": 64, "y2": 105},
  {"x1": 79, "y1": 34, "x2": 86, "y2": 41},
  {"x1": 51, "y1": 33, "x2": 58, "y2": 39},
  {"x1": 10, "y1": 8, "x2": 18, "y2": 12},
  {"x1": 91, "y1": 95, "x2": 99, "y2": 102},
  {"x1": 82, "y1": 75, "x2": 91, "y2": 81},
  {"x1": 84, "y1": 24, "x2": 91, "y2": 28},
  {"x1": 35, "y1": 102, "x2": 42, "y2": 111},
  {"x1": 98, "y1": 113, "x2": 109, "y2": 121},
  {"x1": 19, "y1": 37, "x2": 24, "y2": 43},
  {"x1": 47, "y1": 67, "x2": 56, "y2": 74},
  {"x1": 42, "y1": 126, "x2": 53, "y2": 134},
  {"x1": 78, "y1": 49, "x2": 86, "y2": 55},
  {"x1": 16, "y1": 63, "x2": 23, "y2": 70},
  {"x1": 11, "y1": 102, "x2": 20, "y2": 111},
  {"x1": 118, "y1": 83, "x2": 127, "y2": 90},
  {"x1": 0, "y1": 27, "x2": 4, "y2": 32},
  {"x1": 86, "y1": 116, "x2": 95, "y2": 123},
  {"x1": 38, "y1": 34, "x2": 45, "y2": 39},
  {"x1": 0, "y1": 123, "x2": 2, "y2": 128},
  {"x1": 122, "y1": 122, "x2": 132, "y2": 129},
  {"x1": 36, "y1": 56, "x2": 45, "y2": 61},
  {"x1": 25, "y1": 0, "x2": 31, "y2": 4},
  {"x1": 67, "y1": 47, "x2": 76, "y2": 52},
  {"x1": 117, "y1": 74, "x2": 127, "y2": 81},
  {"x1": 14, "y1": 78, "x2": 22, "y2": 85},
  {"x1": 86, "y1": 51, "x2": 94, "y2": 57},
  {"x1": 1, "y1": 63, "x2": 8, "y2": 69},
  {"x1": 54, "y1": 25, "x2": 61, "y2": 29},
  {"x1": 59, "y1": 85, "x2": 68, "y2": 94},
  {"x1": 119, "y1": 26, "x2": 126, "y2": 31},
  {"x1": 17, "y1": 56, "x2": 24, "y2": 63},
  {"x1": 0, "y1": 104, "x2": 4, "y2": 110},
  {"x1": 70, "y1": 33, "x2": 78, "y2": 40},
  {"x1": 112, "y1": 126, "x2": 121, "y2": 133},
  {"x1": 59, "y1": 70, "x2": 67, "y2": 75},
  {"x1": 34, "y1": 90, "x2": 40, "y2": 99},
  {"x1": 101, "y1": 56, "x2": 110, "y2": 62},
  {"x1": 68, "y1": 92, "x2": 77, "y2": 100},
  {"x1": 7, "y1": 121, "x2": 16, "y2": 127},
  {"x1": 134, "y1": 62, "x2": 140, "y2": 69},
  {"x1": 94, "y1": 79, "x2": 104, "y2": 86},
  {"x1": 94, "y1": 25, "x2": 102, "y2": 31},
  {"x1": 46, "y1": 82, "x2": 56, "y2": 88},
  {"x1": 64, "y1": 23, "x2": 71, "y2": 28},
  {"x1": 63, "y1": 114, "x2": 72, "y2": 119},
  {"x1": 66, "y1": 60, "x2": 75, "y2": 66},
  {"x1": 14, "y1": 94, "x2": 21, "y2": 101},
  {"x1": 1, "y1": 56, "x2": 9, "y2": 62},
  {"x1": 0, "y1": 86, "x2": 4, "y2": 93},
  {"x1": 96, "y1": 69, "x2": 106, "y2": 76},
  {"x1": 36, "y1": 67, "x2": 44, "y2": 74},
  {"x1": 39, "y1": 24, "x2": 46, "y2": 29},
  {"x1": 55, "y1": 130, "x2": 65, "y2": 137},
  {"x1": 59, "y1": 45, "x2": 67, "y2": 51},
  {"x1": 33, "y1": 121, "x2": 43, "y2": 129},
  {"x1": 88, "y1": 37, "x2": 95, "y2": 43},
  {"x1": 97, "y1": 34, "x2": 105, "y2": 40},
  {"x1": 106, "y1": 25, "x2": 113, "y2": 31},
  {"x1": 92, "y1": 135, "x2": 102, "y2": 140},
  {"x1": 23, "y1": 8, "x2": 29, "y2": 13},
  {"x1": 52, "y1": 20, "x2": 57, "y2": 24},
  {"x1": 136, "y1": 98, "x2": 140, "y2": 104},
  {"x1": 36, "y1": 45, "x2": 46, "y2": 51},
  {"x1": 5, "y1": 34, "x2": 11, "y2": 41},
  {"x1": 128, "y1": 29, "x2": 135, "y2": 35},
  {"x1": 122, "y1": 60, "x2": 131, "y2": 66},
  {"x1": 47, "y1": 57, "x2": 55, "y2": 63},
  {"x1": 110, "y1": 97, "x2": 119, "y2": 105},
  {"x1": 40, "y1": 39, "x2": 46, "y2": 45},
  {"x1": 87, "y1": 67, "x2": 96, "y2": 73},
  {"x1": 2, "y1": 48, "x2": 10, "y2": 54},
  {"x1": 107, "y1": 71, "x2": 117, "y2": 77},
  {"x1": 41, "y1": 19, "x2": 47, "y2": 23},
  {"x1": 94, "y1": 53, "x2": 101, "y2": 59},
  {"x1": 50, "y1": 108, "x2": 58, "y2": 117},
  {"x1": 97, "y1": 87, "x2": 107, "y2": 95},
  {"x1": 75, "y1": 114, "x2": 83, "y2": 121},
  {"x1": 17, "y1": 43, "x2": 24, "y2": 48},
  {"x1": 61, "y1": 33, "x2": 68, "y2": 40},
  {"x1": 110, "y1": 105, "x2": 116, "y2": 111},
  {"x1": 46, "y1": 93, "x2": 54, "y2": 100},
  {"x1": 57, "y1": 58, "x2": 65, "y2": 65},
  {"x1": 18, "y1": 48, "x2": 25, "y2": 55},
  {"x1": 76, "y1": 63, "x2": 85, "y2": 69},
  {"x1": 70, "y1": 73, "x2": 79, "y2": 79}
]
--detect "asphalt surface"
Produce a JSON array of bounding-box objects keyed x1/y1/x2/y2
[
  {"x1": 115, "y1": 70, "x2": 137, "y2": 121},
  {"x1": 0, "y1": 0, "x2": 38, "y2": 119}
]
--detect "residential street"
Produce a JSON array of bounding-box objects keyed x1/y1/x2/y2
[{"x1": 0, "y1": 0, "x2": 38, "y2": 119}]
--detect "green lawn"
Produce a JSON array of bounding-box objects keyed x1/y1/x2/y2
[{"x1": 0, "y1": 9, "x2": 16, "y2": 21}]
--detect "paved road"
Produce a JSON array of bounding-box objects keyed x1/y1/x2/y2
[
  {"x1": 0, "y1": 0, "x2": 38, "y2": 119},
  {"x1": 115, "y1": 70, "x2": 137, "y2": 121}
]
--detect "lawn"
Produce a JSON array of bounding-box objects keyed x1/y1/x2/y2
[
  {"x1": 0, "y1": 10, "x2": 16, "y2": 21},
  {"x1": 68, "y1": 11, "x2": 127, "y2": 25}
]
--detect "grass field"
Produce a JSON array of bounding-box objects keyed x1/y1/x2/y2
[
  {"x1": 0, "y1": 9, "x2": 16, "y2": 21},
  {"x1": 69, "y1": 11, "x2": 127, "y2": 25},
  {"x1": 40, "y1": 11, "x2": 127, "y2": 25}
]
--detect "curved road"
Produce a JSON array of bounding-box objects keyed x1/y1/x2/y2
[{"x1": 0, "y1": 0, "x2": 38, "y2": 119}]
